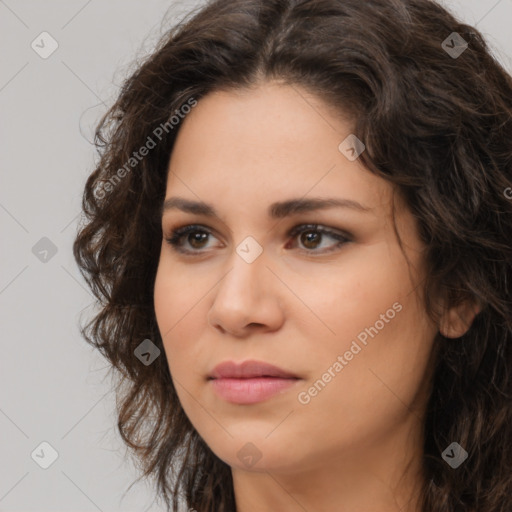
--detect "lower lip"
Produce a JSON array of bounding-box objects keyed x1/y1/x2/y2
[{"x1": 209, "y1": 377, "x2": 300, "y2": 404}]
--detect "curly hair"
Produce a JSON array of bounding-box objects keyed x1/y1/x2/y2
[{"x1": 72, "y1": 0, "x2": 512, "y2": 510}]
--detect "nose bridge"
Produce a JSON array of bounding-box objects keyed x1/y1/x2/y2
[
  {"x1": 207, "y1": 237, "x2": 283, "y2": 334},
  {"x1": 218, "y1": 240, "x2": 268, "y2": 301}
]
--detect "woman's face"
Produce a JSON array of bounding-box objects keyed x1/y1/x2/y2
[{"x1": 154, "y1": 81, "x2": 439, "y2": 476}]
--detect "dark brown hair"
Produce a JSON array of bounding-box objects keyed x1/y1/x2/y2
[{"x1": 73, "y1": 0, "x2": 512, "y2": 510}]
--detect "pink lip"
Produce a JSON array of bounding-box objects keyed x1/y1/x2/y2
[{"x1": 208, "y1": 360, "x2": 301, "y2": 404}]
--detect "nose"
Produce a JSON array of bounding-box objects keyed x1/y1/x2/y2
[{"x1": 207, "y1": 248, "x2": 285, "y2": 337}]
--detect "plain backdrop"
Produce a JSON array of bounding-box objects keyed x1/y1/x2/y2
[{"x1": 1, "y1": 1, "x2": 511, "y2": 510}]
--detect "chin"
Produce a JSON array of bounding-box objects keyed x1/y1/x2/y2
[{"x1": 201, "y1": 429, "x2": 310, "y2": 474}]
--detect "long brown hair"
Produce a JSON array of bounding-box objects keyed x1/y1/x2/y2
[{"x1": 73, "y1": 0, "x2": 512, "y2": 510}]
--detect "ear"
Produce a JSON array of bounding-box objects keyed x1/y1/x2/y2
[{"x1": 439, "y1": 298, "x2": 482, "y2": 338}]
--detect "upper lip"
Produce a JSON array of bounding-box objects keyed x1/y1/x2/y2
[{"x1": 208, "y1": 360, "x2": 300, "y2": 379}]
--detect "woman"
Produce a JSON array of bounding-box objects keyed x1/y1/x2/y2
[{"x1": 73, "y1": 0, "x2": 512, "y2": 510}]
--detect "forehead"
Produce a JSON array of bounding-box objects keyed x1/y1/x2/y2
[{"x1": 164, "y1": 82, "x2": 392, "y2": 215}]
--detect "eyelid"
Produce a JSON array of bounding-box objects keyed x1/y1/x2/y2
[
  {"x1": 163, "y1": 221, "x2": 351, "y2": 239},
  {"x1": 287, "y1": 223, "x2": 351, "y2": 242}
]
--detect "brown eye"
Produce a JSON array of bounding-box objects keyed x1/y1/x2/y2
[
  {"x1": 164, "y1": 225, "x2": 217, "y2": 254},
  {"x1": 187, "y1": 231, "x2": 209, "y2": 249},
  {"x1": 300, "y1": 230, "x2": 322, "y2": 249},
  {"x1": 287, "y1": 224, "x2": 351, "y2": 254}
]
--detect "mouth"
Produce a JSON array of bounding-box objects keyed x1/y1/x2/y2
[
  {"x1": 208, "y1": 359, "x2": 300, "y2": 380},
  {"x1": 207, "y1": 360, "x2": 301, "y2": 405}
]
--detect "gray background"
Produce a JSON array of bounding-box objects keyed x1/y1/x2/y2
[{"x1": 1, "y1": 1, "x2": 511, "y2": 510}]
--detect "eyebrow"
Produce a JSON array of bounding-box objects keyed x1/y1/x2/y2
[{"x1": 161, "y1": 196, "x2": 373, "y2": 219}]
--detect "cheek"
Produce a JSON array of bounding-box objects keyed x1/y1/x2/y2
[
  {"x1": 298, "y1": 245, "x2": 416, "y2": 346},
  {"x1": 292, "y1": 305, "x2": 434, "y2": 457},
  {"x1": 154, "y1": 262, "x2": 202, "y2": 370},
  {"x1": 298, "y1": 244, "x2": 434, "y2": 404},
  {"x1": 154, "y1": 249, "x2": 204, "y2": 335},
  {"x1": 154, "y1": 287, "x2": 218, "y2": 445},
  {"x1": 153, "y1": 259, "x2": 223, "y2": 407}
]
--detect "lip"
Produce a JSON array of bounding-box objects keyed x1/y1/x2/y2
[
  {"x1": 208, "y1": 360, "x2": 301, "y2": 404},
  {"x1": 209, "y1": 360, "x2": 299, "y2": 379}
]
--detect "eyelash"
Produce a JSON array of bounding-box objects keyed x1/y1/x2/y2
[{"x1": 163, "y1": 223, "x2": 351, "y2": 256}]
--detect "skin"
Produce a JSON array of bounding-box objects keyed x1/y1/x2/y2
[{"x1": 153, "y1": 80, "x2": 478, "y2": 512}]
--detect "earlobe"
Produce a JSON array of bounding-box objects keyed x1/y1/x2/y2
[{"x1": 439, "y1": 299, "x2": 482, "y2": 338}]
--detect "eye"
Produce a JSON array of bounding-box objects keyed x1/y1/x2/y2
[
  {"x1": 286, "y1": 224, "x2": 350, "y2": 254},
  {"x1": 164, "y1": 224, "x2": 217, "y2": 254},
  {"x1": 163, "y1": 223, "x2": 351, "y2": 256}
]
